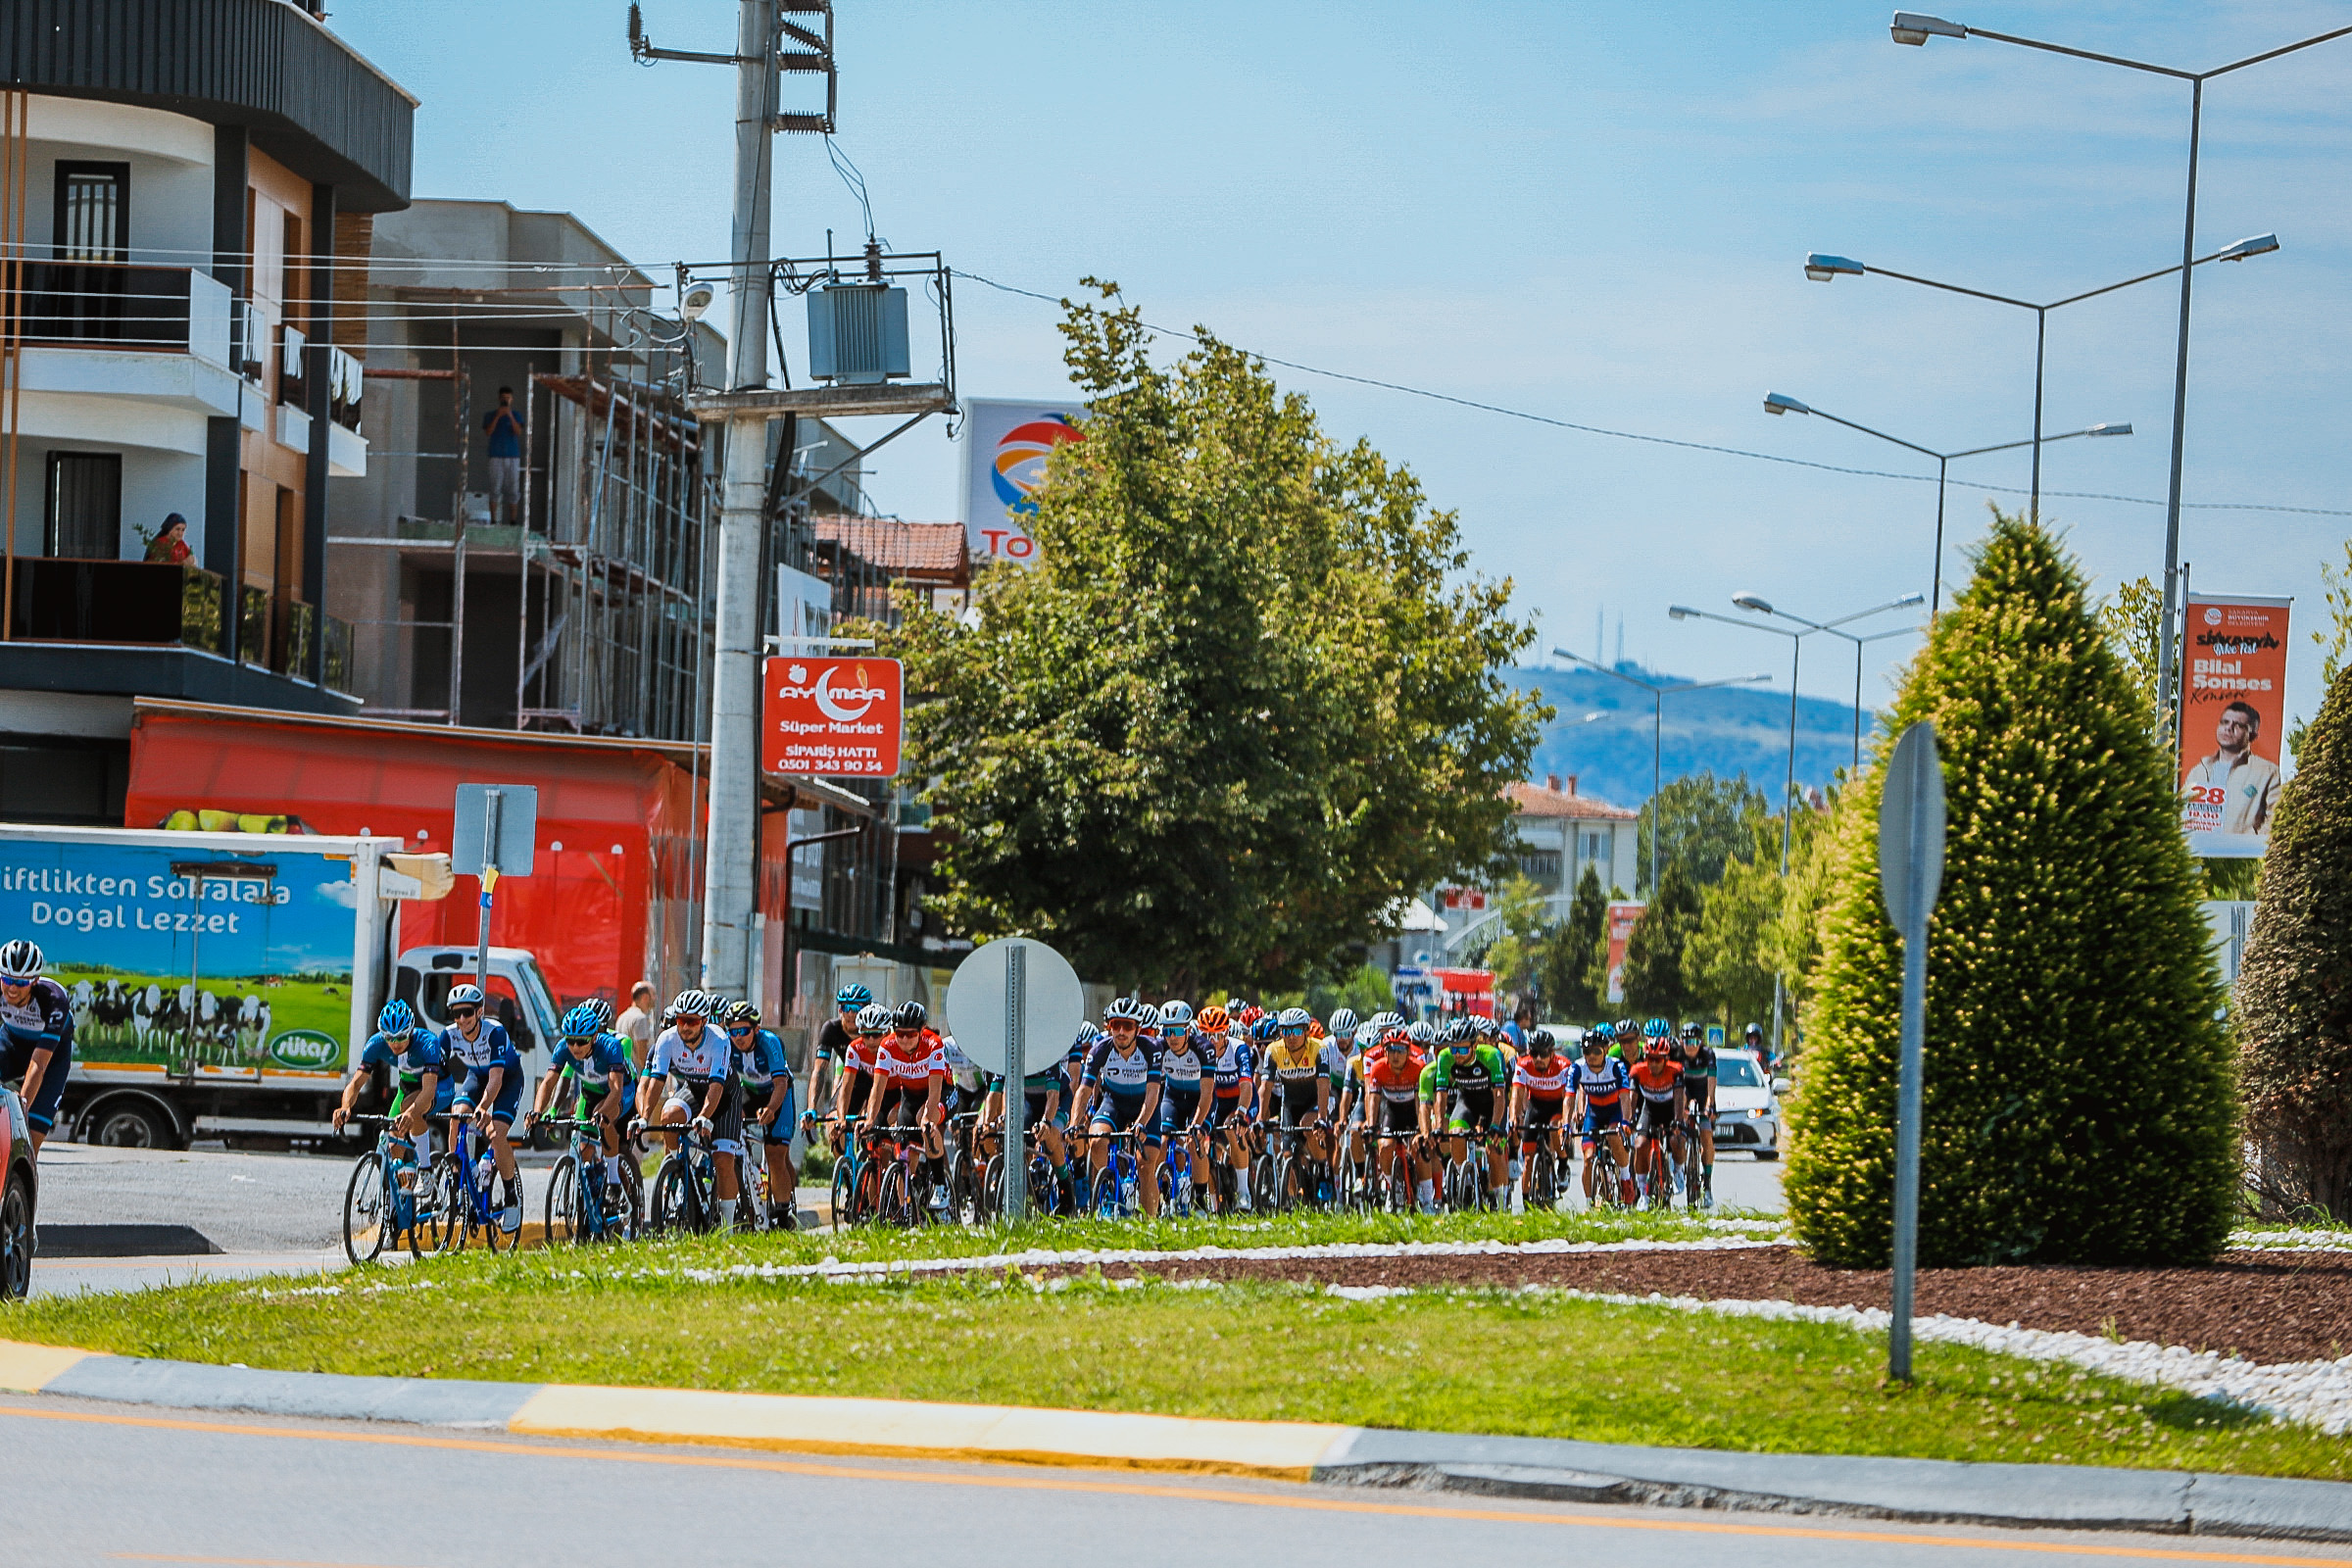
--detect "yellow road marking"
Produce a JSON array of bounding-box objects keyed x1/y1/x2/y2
[{"x1": 6, "y1": 1403, "x2": 2348, "y2": 1565}]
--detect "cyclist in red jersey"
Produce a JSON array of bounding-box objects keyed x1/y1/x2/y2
[
  {"x1": 1627, "y1": 1026, "x2": 1686, "y2": 1207},
  {"x1": 1508, "y1": 1027, "x2": 1574, "y2": 1201},
  {"x1": 1358, "y1": 1024, "x2": 1435, "y2": 1211}
]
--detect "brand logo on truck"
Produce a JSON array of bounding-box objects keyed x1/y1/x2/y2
[{"x1": 268, "y1": 1029, "x2": 340, "y2": 1070}]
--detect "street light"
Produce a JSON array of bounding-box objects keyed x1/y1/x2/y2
[
  {"x1": 1763, "y1": 392, "x2": 2131, "y2": 612},
  {"x1": 1669, "y1": 591, "x2": 1921, "y2": 1060},
  {"x1": 1736, "y1": 592, "x2": 1928, "y2": 773},
  {"x1": 1886, "y1": 12, "x2": 2347, "y2": 740},
  {"x1": 1551, "y1": 649, "x2": 1770, "y2": 896},
  {"x1": 1801, "y1": 241, "x2": 2273, "y2": 519}
]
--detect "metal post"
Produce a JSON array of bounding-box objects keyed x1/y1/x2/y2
[
  {"x1": 1771, "y1": 636, "x2": 1800, "y2": 1064},
  {"x1": 700, "y1": 0, "x2": 781, "y2": 997},
  {"x1": 2155, "y1": 80, "x2": 2203, "y2": 749},
  {"x1": 1889, "y1": 789, "x2": 1931, "y2": 1384},
  {"x1": 1649, "y1": 692, "x2": 1662, "y2": 896},
  {"x1": 2029, "y1": 307, "x2": 2046, "y2": 519},
  {"x1": 1931, "y1": 457, "x2": 1948, "y2": 616},
  {"x1": 474, "y1": 788, "x2": 502, "y2": 990},
  {"x1": 1002, "y1": 943, "x2": 1027, "y2": 1223},
  {"x1": 1851, "y1": 639, "x2": 1864, "y2": 773}
]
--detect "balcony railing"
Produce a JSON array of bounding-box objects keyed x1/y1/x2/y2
[
  {"x1": 282, "y1": 598, "x2": 315, "y2": 676},
  {"x1": 322, "y1": 612, "x2": 355, "y2": 696},
  {"x1": 13, "y1": 262, "x2": 233, "y2": 367},
  {"x1": 4, "y1": 559, "x2": 222, "y2": 649}
]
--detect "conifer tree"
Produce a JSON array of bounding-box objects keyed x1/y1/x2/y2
[{"x1": 1787, "y1": 513, "x2": 2232, "y2": 1266}]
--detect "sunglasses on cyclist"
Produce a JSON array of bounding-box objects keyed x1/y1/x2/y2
[
  {"x1": 449, "y1": 1005, "x2": 479, "y2": 1018},
  {"x1": 0, "y1": 974, "x2": 32, "y2": 988},
  {"x1": 727, "y1": 1024, "x2": 755, "y2": 1038}
]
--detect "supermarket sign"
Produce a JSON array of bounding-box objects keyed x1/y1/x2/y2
[{"x1": 761, "y1": 657, "x2": 903, "y2": 778}]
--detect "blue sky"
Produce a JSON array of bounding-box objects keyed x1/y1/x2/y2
[{"x1": 340, "y1": 1, "x2": 2352, "y2": 737}]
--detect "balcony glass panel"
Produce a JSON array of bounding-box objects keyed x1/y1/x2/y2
[{"x1": 4, "y1": 560, "x2": 221, "y2": 648}]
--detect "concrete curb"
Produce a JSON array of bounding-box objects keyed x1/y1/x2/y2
[{"x1": 2, "y1": 1339, "x2": 2346, "y2": 1540}]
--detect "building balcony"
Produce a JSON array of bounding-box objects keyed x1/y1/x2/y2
[
  {"x1": 5, "y1": 558, "x2": 221, "y2": 649},
  {"x1": 12, "y1": 264, "x2": 240, "y2": 420}
]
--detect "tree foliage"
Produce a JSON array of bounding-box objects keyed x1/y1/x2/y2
[
  {"x1": 1639, "y1": 771, "x2": 1770, "y2": 893},
  {"x1": 2236, "y1": 659, "x2": 2352, "y2": 1220},
  {"x1": 1787, "y1": 513, "x2": 2233, "y2": 1268},
  {"x1": 892, "y1": 283, "x2": 1545, "y2": 992},
  {"x1": 1538, "y1": 863, "x2": 1608, "y2": 1020},
  {"x1": 1620, "y1": 860, "x2": 1702, "y2": 1021}
]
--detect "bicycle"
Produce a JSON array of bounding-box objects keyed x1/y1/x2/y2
[
  {"x1": 1441, "y1": 1120, "x2": 1507, "y2": 1212},
  {"x1": 979, "y1": 1119, "x2": 1073, "y2": 1220},
  {"x1": 819, "y1": 1112, "x2": 874, "y2": 1228},
  {"x1": 1253, "y1": 1117, "x2": 1333, "y2": 1214},
  {"x1": 866, "y1": 1117, "x2": 938, "y2": 1228},
  {"x1": 425, "y1": 1111, "x2": 514, "y2": 1253},
  {"x1": 1583, "y1": 1122, "x2": 1631, "y2": 1210},
  {"x1": 539, "y1": 1113, "x2": 641, "y2": 1245},
  {"x1": 1366, "y1": 1130, "x2": 1421, "y2": 1214},
  {"x1": 1517, "y1": 1119, "x2": 1576, "y2": 1213},
  {"x1": 1155, "y1": 1123, "x2": 1200, "y2": 1219},
  {"x1": 1085, "y1": 1130, "x2": 1150, "y2": 1220},
  {"x1": 645, "y1": 1115, "x2": 726, "y2": 1235},
  {"x1": 341, "y1": 1115, "x2": 431, "y2": 1264},
  {"x1": 942, "y1": 1111, "x2": 984, "y2": 1226}
]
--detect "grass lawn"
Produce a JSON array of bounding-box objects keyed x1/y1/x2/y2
[{"x1": 12, "y1": 1241, "x2": 2349, "y2": 1481}]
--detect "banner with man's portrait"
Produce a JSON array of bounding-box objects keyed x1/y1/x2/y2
[{"x1": 2179, "y1": 594, "x2": 2290, "y2": 858}]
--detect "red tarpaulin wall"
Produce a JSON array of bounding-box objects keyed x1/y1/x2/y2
[{"x1": 124, "y1": 708, "x2": 709, "y2": 1010}]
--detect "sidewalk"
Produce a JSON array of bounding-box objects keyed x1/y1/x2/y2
[{"x1": 1, "y1": 1338, "x2": 2345, "y2": 1541}]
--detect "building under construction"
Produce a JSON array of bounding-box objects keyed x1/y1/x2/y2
[{"x1": 325, "y1": 199, "x2": 874, "y2": 738}]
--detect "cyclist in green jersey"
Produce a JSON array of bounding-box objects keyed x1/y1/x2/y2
[{"x1": 1417, "y1": 1021, "x2": 1508, "y2": 1206}]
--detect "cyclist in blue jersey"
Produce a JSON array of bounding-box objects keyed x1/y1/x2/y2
[
  {"x1": 1198, "y1": 1005, "x2": 1253, "y2": 1209},
  {"x1": 0, "y1": 940, "x2": 72, "y2": 1153},
  {"x1": 641, "y1": 989, "x2": 746, "y2": 1227},
  {"x1": 526, "y1": 1003, "x2": 634, "y2": 1190},
  {"x1": 439, "y1": 983, "x2": 525, "y2": 1232},
  {"x1": 1570, "y1": 1027, "x2": 1635, "y2": 1205},
  {"x1": 724, "y1": 999, "x2": 798, "y2": 1229},
  {"x1": 1070, "y1": 997, "x2": 1165, "y2": 1216},
  {"x1": 1154, "y1": 1001, "x2": 1213, "y2": 1207},
  {"x1": 333, "y1": 1001, "x2": 447, "y2": 1213}
]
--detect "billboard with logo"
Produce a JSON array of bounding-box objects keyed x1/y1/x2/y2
[
  {"x1": 1604, "y1": 901, "x2": 1645, "y2": 1004},
  {"x1": 2178, "y1": 594, "x2": 2290, "y2": 858},
  {"x1": 762, "y1": 655, "x2": 904, "y2": 778},
  {"x1": 959, "y1": 398, "x2": 1085, "y2": 566}
]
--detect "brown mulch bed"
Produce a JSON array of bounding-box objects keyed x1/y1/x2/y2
[{"x1": 1065, "y1": 1247, "x2": 2352, "y2": 1366}]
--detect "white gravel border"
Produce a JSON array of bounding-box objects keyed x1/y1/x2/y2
[{"x1": 1318, "y1": 1283, "x2": 2352, "y2": 1436}]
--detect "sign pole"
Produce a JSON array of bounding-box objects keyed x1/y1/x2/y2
[
  {"x1": 1002, "y1": 943, "x2": 1026, "y2": 1223},
  {"x1": 473, "y1": 787, "x2": 501, "y2": 990},
  {"x1": 1878, "y1": 721, "x2": 1944, "y2": 1385}
]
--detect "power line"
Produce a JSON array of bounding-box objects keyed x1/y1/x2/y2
[{"x1": 952, "y1": 270, "x2": 2352, "y2": 519}]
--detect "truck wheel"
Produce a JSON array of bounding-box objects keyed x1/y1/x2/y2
[{"x1": 88, "y1": 1100, "x2": 175, "y2": 1151}]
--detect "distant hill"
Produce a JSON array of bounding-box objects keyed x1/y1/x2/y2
[{"x1": 1510, "y1": 664, "x2": 1871, "y2": 810}]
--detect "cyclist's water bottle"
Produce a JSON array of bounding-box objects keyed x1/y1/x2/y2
[{"x1": 474, "y1": 1151, "x2": 496, "y2": 1192}]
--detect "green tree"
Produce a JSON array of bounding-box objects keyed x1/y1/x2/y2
[
  {"x1": 1640, "y1": 771, "x2": 1770, "y2": 892},
  {"x1": 1540, "y1": 863, "x2": 1607, "y2": 1018},
  {"x1": 1619, "y1": 860, "x2": 1702, "y2": 1020},
  {"x1": 891, "y1": 283, "x2": 1545, "y2": 993},
  {"x1": 1478, "y1": 873, "x2": 1548, "y2": 996},
  {"x1": 2235, "y1": 660, "x2": 2352, "y2": 1220},
  {"x1": 1787, "y1": 513, "x2": 2233, "y2": 1268},
  {"x1": 2095, "y1": 573, "x2": 2167, "y2": 736},
  {"x1": 1687, "y1": 816, "x2": 1782, "y2": 1027},
  {"x1": 2287, "y1": 540, "x2": 2352, "y2": 764}
]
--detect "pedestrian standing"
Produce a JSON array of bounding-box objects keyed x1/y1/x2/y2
[
  {"x1": 614, "y1": 980, "x2": 657, "y2": 1060},
  {"x1": 483, "y1": 385, "x2": 525, "y2": 525}
]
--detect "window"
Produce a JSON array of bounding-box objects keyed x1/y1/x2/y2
[
  {"x1": 1581, "y1": 830, "x2": 1609, "y2": 861},
  {"x1": 44, "y1": 451, "x2": 122, "y2": 559},
  {"x1": 54, "y1": 163, "x2": 129, "y2": 263}
]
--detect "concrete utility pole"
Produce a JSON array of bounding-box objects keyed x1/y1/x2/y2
[{"x1": 701, "y1": 0, "x2": 782, "y2": 1000}]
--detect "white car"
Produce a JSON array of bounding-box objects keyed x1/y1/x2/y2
[{"x1": 1709, "y1": 1048, "x2": 1786, "y2": 1160}]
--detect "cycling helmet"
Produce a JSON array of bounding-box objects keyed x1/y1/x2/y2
[
  {"x1": 1642, "y1": 1017, "x2": 1670, "y2": 1040},
  {"x1": 1250, "y1": 1015, "x2": 1279, "y2": 1044},
  {"x1": 377, "y1": 1000, "x2": 416, "y2": 1038},
  {"x1": 892, "y1": 1000, "x2": 927, "y2": 1031},
  {"x1": 1328, "y1": 1008, "x2": 1360, "y2": 1041},
  {"x1": 1238, "y1": 1004, "x2": 1265, "y2": 1027},
  {"x1": 1307, "y1": 1018, "x2": 1326, "y2": 1040},
  {"x1": 587, "y1": 998, "x2": 614, "y2": 1029},
  {"x1": 836, "y1": 983, "x2": 873, "y2": 1009},
  {"x1": 1743, "y1": 1022, "x2": 1764, "y2": 1042},
  {"x1": 0, "y1": 939, "x2": 42, "y2": 980},
  {"x1": 1590, "y1": 1021, "x2": 1615, "y2": 1042},
  {"x1": 1682, "y1": 1020, "x2": 1704, "y2": 1041},
  {"x1": 447, "y1": 983, "x2": 486, "y2": 1011},
  {"x1": 1366, "y1": 1010, "x2": 1402, "y2": 1034},
  {"x1": 1276, "y1": 1005, "x2": 1312, "y2": 1032},
  {"x1": 1102, "y1": 996, "x2": 1149, "y2": 1025},
  {"x1": 1441, "y1": 1018, "x2": 1470, "y2": 1046},
  {"x1": 1472, "y1": 1015, "x2": 1498, "y2": 1039},
  {"x1": 1195, "y1": 1004, "x2": 1228, "y2": 1033},
  {"x1": 723, "y1": 999, "x2": 761, "y2": 1028},
  {"x1": 1645, "y1": 1037, "x2": 1672, "y2": 1056},
  {"x1": 1530, "y1": 1028, "x2": 1556, "y2": 1054},
  {"x1": 1158, "y1": 1000, "x2": 1194, "y2": 1029},
  {"x1": 856, "y1": 1003, "x2": 892, "y2": 1034},
  {"x1": 664, "y1": 988, "x2": 706, "y2": 1018},
  {"x1": 559, "y1": 1003, "x2": 603, "y2": 1040},
  {"x1": 1138, "y1": 1002, "x2": 1162, "y2": 1028},
  {"x1": 1407, "y1": 1020, "x2": 1436, "y2": 1046}
]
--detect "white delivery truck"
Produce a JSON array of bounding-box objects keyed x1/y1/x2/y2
[{"x1": 0, "y1": 823, "x2": 559, "y2": 1150}]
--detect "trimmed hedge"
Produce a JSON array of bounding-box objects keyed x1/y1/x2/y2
[
  {"x1": 1786, "y1": 514, "x2": 2233, "y2": 1267},
  {"x1": 2236, "y1": 660, "x2": 2352, "y2": 1220}
]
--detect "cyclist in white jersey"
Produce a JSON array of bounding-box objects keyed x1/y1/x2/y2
[{"x1": 640, "y1": 989, "x2": 746, "y2": 1228}]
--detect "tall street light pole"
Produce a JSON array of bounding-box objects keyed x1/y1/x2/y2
[
  {"x1": 1670, "y1": 591, "x2": 1920, "y2": 1062},
  {"x1": 1888, "y1": 11, "x2": 2347, "y2": 743},
  {"x1": 1802, "y1": 238, "x2": 2275, "y2": 521},
  {"x1": 1551, "y1": 651, "x2": 1770, "y2": 896},
  {"x1": 1762, "y1": 393, "x2": 2129, "y2": 614}
]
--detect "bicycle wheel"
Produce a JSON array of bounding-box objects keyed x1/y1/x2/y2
[
  {"x1": 1527, "y1": 1149, "x2": 1554, "y2": 1213},
  {"x1": 651, "y1": 1158, "x2": 691, "y2": 1234},
  {"x1": 829, "y1": 1158, "x2": 857, "y2": 1229},
  {"x1": 342, "y1": 1151, "x2": 387, "y2": 1265},
  {"x1": 475, "y1": 1160, "x2": 512, "y2": 1252},
  {"x1": 876, "y1": 1160, "x2": 917, "y2": 1228},
  {"x1": 1248, "y1": 1152, "x2": 1277, "y2": 1213},
  {"x1": 1088, "y1": 1164, "x2": 1126, "y2": 1220},
  {"x1": 547, "y1": 1154, "x2": 583, "y2": 1245},
  {"x1": 421, "y1": 1156, "x2": 464, "y2": 1252}
]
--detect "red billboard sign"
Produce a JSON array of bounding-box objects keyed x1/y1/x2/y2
[
  {"x1": 2177, "y1": 594, "x2": 2288, "y2": 857},
  {"x1": 761, "y1": 656, "x2": 904, "y2": 778}
]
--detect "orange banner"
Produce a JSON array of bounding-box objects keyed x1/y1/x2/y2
[
  {"x1": 1604, "y1": 901, "x2": 1645, "y2": 1004},
  {"x1": 2178, "y1": 594, "x2": 2289, "y2": 857}
]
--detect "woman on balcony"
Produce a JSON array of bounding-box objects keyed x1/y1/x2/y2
[{"x1": 142, "y1": 513, "x2": 192, "y2": 566}]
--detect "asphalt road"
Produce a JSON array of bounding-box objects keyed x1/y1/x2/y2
[{"x1": 3, "y1": 1394, "x2": 2335, "y2": 1568}]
